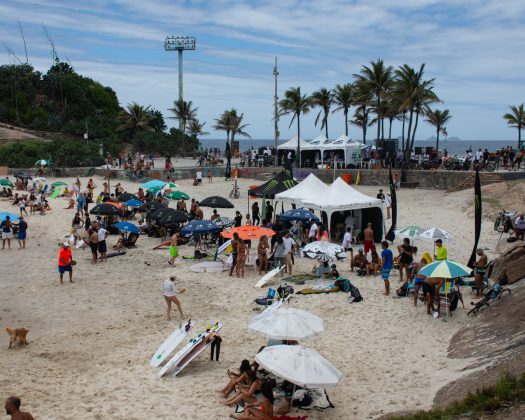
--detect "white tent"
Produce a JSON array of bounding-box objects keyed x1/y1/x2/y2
[
  {"x1": 277, "y1": 135, "x2": 311, "y2": 150},
  {"x1": 275, "y1": 173, "x2": 327, "y2": 205}
]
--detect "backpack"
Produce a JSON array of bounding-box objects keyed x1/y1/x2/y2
[
  {"x1": 334, "y1": 278, "x2": 351, "y2": 293},
  {"x1": 396, "y1": 281, "x2": 408, "y2": 296},
  {"x1": 449, "y1": 290, "x2": 459, "y2": 312}
]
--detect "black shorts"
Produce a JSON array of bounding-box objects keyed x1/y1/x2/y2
[
  {"x1": 422, "y1": 282, "x2": 435, "y2": 297},
  {"x1": 90, "y1": 243, "x2": 98, "y2": 255},
  {"x1": 98, "y1": 240, "x2": 107, "y2": 253}
]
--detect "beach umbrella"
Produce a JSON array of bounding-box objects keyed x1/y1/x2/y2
[
  {"x1": 0, "y1": 179, "x2": 14, "y2": 187},
  {"x1": 151, "y1": 207, "x2": 175, "y2": 223},
  {"x1": 249, "y1": 308, "x2": 324, "y2": 340},
  {"x1": 221, "y1": 225, "x2": 275, "y2": 240},
  {"x1": 138, "y1": 201, "x2": 166, "y2": 213},
  {"x1": 215, "y1": 216, "x2": 235, "y2": 228},
  {"x1": 146, "y1": 186, "x2": 163, "y2": 194},
  {"x1": 417, "y1": 227, "x2": 454, "y2": 243},
  {"x1": 142, "y1": 180, "x2": 166, "y2": 189},
  {"x1": 417, "y1": 260, "x2": 472, "y2": 279},
  {"x1": 199, "y1": 196, "x2": 234, "y2": 208},
  {"x1": 14, "y1": 171, "x2": 31, "y2": 179},
  {"x1": 33, "y1": 177, "x2": 47, "y2": 183},
  {"x1": 255, "y1": 345, "x2": 343, "y2": 388},
  {"x1": 139, "y1": 177, "x2": 152, "y2": 183},
  {"x1": 165, "y1": 190, "x2": 190, "y2": 200},
  {"x1": 90, "y1": 203, "x2": 120, "y2": 216},
  {"x1": 35, "y1": 159, "x2": 48, "y2": 166},
  {"x1": 279, "y1": 208, "x2": 319, "y2": 223},
  {"x1": 181, "y1": 219, "x2": 221, "y2": 235},
  {"x1": 51, "y1": 181, "x2": 68, "y2": 187},
  {"x1": 302, "y1": 241, "x2": 346, "y2": 261},
  {"x1": 0, "y1": 212, "x2": 20, "y2": 222},
  {"x1": 395, "y1": 225, "x2": 426, "y2": 240},
  {"x1": 158, "y1": 210, "x2": 188, "y2": 226},
  {"x1": 162, "y1": 182, "x2": 179, "y2": 191},
  {"x1": 114, "y1": 222, "x2": 140, "y2": 234},
  {"x1": 124, "y1": 199, "x2": 142, "y2": 207},
  {"x1": 117, "y1": 192, "x2": 138, "y2": 202}
]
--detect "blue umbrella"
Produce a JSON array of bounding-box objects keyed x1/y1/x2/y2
[
  {"x1": 279, "y1": 208, "x2": 319, "y2": 223},
  {"x1": 142, "y1": 180, "x2": 166, "y2": 189},
  {"x1": 181, "y1": 220, "x2": 221, "y2": 235},
  {"x1": 125, "y1": 199, "x2": 142, "y2": 207},
  {"x1": 418, "y1": 260, "x2": 472, "y2": 279},
  {"x1": 114, "y1": 222, "x2": 140, "y2": 233},
  {"x1": 0, "y1": 212, "x2": 20, "y2": 222}
]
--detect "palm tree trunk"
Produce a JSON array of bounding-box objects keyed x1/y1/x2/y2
[
  {"x1": 325, "y1": 111, "x2": 329, "y2": 139},
  {"x1": 410, "y1": 110, "x2": 420, "y2": 154},
  {"x1": 381, "y1": 118, "x2": 385, "y2": 140},
  {"x1": 376, "y1": 99, "x2": 381, "y2": 146},
  {"x1": 388, "y1": 118, "x2": 393, "y2": 139},
  {"x1": 401, "y1": 111, "x2": 406, "y2": 154},
  {"x1": 405, "y1": 109, "x2": 414, "y2": 159},
  {"x1": 297, "y1": 114, "x2": 301, "y2": 168},
  {"x1": 435, "y1": 126, "x2": 440, "y2": 150},
  {"x1": 344, "y1": 109, "x2": 348, "y2": 136},
  {"x1": 519, "y1": 125, "x2": 522, "y2": 149},
  {"x1": 362, "y1": 122, "x2": 366, "y2": 144}
]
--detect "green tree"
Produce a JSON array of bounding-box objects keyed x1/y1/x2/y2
[
  {"x1": 168, "y1": 99, "x2": 198, "y2": 132},
  {"x1": 351, "y1": 106, "x2": 372, "y2": 144},
  {"x1": 187, "y1": 119, "x2": 209, "y2": 138},
  {"x1": 503, "y1": 103, "x2": 525, "y2": 148},
  {"x1": 279, "y1": 87, "x2": 312, "y2": 166},
  {"x1": 332, "y1": 83, "x2": 354, "y2": 137},
  {"x1": 425, "y1": 108, "x2": 452, "y2": 150},
  {"x1": 147, "y1": 108, "x2": 167, "y2": 133},
  {"x1": 353, "y1": 80, "x2": 373, "y2": 144},
  {"x1": 311, "y1": 87, "x2": 333, "y2": 139},
  {"x1": 354, "y1": 59, "x2": 393, "y2": 143},
  {"x1": 213, "y1": 110, "x2": 233, "y2": 156},
  {"x1": 117, "y1": 102, "x2": 153, "y2": 142},
  {"x1": 229, "y1": 109, "x2": 251, "y2": 148}
]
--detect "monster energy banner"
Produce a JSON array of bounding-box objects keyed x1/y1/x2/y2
[
  {"x1": 385, "y1": 166, "x2": 397, "y2": 242},
  {"x1": 224, "y1": 141, "x2": 232, "y2": 179},
  {"x1": 248, "y1": 170, "x2": 297, "y2": 199},
  {"x1": 467, "y1": 169, "x2": 482, "y2": 269}
]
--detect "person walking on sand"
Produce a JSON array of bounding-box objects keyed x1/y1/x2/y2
[
  {"x1": 363, "y1": 223, "x2": 376, "y2": 256},
  {"x1": 89, "y1": 227, "x2": 99, "y2": 264},
  {"x1": 97, "y1": 224, "x2": 108, "y2": 262},
  {"x1": 4, "y1": 396, "x2": 34, "y2": 420},
  {"x1": 474, "y1": 248, "x2": 487, "y2": 298},
  {"x1": 381, "y1": 241, "x2": 393, "y2": 295},
  {"x1": 17, "y1": 216, "x2": 28, "y2": 249},
  {"x1": 168, "y1": 232, "x2": 179, "y2": 266},
  {"x1": 229, "y1": 233, "x2": 240, "y2": 276},
  {"x1": 1, "y1": 215, "x2": 13, "y2": 250},
  {"x1": 163, "y1": 276, "x2": 185, "y2": 320},
  {"x1": 58, "y1": 242, "x2": 74, "y2": 284}
]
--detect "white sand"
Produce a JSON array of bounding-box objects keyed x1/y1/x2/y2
[{"x1": 0, "y1": 174, "x2": 500, "y2": 419}]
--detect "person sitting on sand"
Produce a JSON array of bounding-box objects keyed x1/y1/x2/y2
[
  {"x1": 230, "y1": 379, "x2": 275, "y2": 420},
  {"x1": 63, "y1": 198, "x2": 75, "y2": 209},
  {"x1": 397, "y1": 238, "x2": 414, "y2": 282},
  {"x1": 351, "y1": 249, "x2": 367, "y2": 272},
  {"x1": 113, "y1": 233, "x2": 125, "y2": 250},
  {"x1": 329, "y1": 264, "x2": 339, "y2": 278},
  {"x1": 412, "y1": 257, "x2": 428, "y2": 307},
  {"x1": 312, "y1": 260, "x2": 331, "y2": 277},
  {"x1": 218, "y1": 360, "x2": 253, "y2": 398},
  {"x1": 222, "y1": 370, "x2": 263, "y2": 407},
  {"x1": 162, "y1": 276, "x2": 185, "y2": 320},
  {"x1": 366, "y1": 251, "x2": 381, "y2": 276}
]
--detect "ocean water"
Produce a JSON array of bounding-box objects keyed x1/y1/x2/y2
[{"x1": 200, "y1": 139, "x2": 518, "y2": 157}]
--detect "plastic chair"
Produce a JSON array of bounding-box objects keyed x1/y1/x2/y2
[{"x1": 438, "y1": 280, "x2": 454, "y2": 321}]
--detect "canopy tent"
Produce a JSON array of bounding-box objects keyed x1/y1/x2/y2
[
  {"x1": 274, "y1": 173, "x2": 328, "y2": 206},
  {"x1": 277, "y1": 135, "x2": 311, "y2": 151},
  {"x1": 301, "y1": 134, "x2": 366, "y2": 167},
  {"x1": 248, "y1": 171, "x2": 297, "y2": 199}
]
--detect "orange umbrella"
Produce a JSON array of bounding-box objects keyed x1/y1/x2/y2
[{"x1": 221, "y1": 225, "x2": 275, "y2": 240}]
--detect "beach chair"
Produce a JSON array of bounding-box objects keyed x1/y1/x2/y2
[
  {"x1": 438, "y1": 280, "x2": 455, "y2": 321},
  {"x1": 254, "y1": 288, "x2": 277, "y2": 308}
]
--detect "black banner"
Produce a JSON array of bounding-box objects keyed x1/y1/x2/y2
[
  {"x1": 224, "y1": 141, "x2": 231, "y2": 180},
  {"x1": 467, "y1": 169, "x2": 482, "y2": 268},
  {"x1": 385, "y1": 166, "x2": 397, "y2": 242}
]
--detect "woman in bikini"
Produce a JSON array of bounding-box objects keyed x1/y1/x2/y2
[
  {"x1": 230, "y1": 379, "x2": 275, "y2": 420},
  {"x1": 236, "y1": 239, "x2": 248, "y2": 278},
  {"x1": 217, "y1": 360, "x2": 252, "y2": 397},
  {"x1": 221, "y1": 370, "x2": 263, "y2": 406},
  {"x1": 257, "y1": 236, "x2": 269, "y2": 274}
]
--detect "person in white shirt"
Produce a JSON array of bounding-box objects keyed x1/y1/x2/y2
[
  {"x1": 385, "y1": 193, "x2": 392, "y2": 219},
  {"x1": 308, "y1": 222, "x2": 318, "y2": 240},
  {"x1": 162, "y1": 276, "x2": 185, "y2": 320},
  {"x1": 341, "y1": 227, "x2": 354, "y2": 267},
  {"x1": 196, "y1": 171, "x2": 203, "y2": 185},
  {"x1": 282, "y1": 232, "x2": 295, "y2": 275},
  {"x1": 97, "y1": 225, "x2": 108, "y2": 261}
]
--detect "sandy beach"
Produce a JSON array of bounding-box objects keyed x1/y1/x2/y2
[{"x1": 0, "y1": 174, "x2": 502, "y2": 419}]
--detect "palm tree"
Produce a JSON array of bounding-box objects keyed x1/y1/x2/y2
[
  {"x1": 425, "y1": 108, "x2": 452, "y2": 150},
  {"x1": 213, "y1": 110, "x2": 233, "y2": 148},
  {"x1": 332, "y1": 83, "x2": 354, "y2": 136},
  {"x1": 354, "y1": 59, "x2": 393, "y2": 144},
  {"x1": 503, "y1": 103, "x2": 525, "y2": 148},
  {"x1": 279, "y1": 87, "x2": 312, "y2": 166},
  {"x1": 353, "y1": 80, "x2": 373, "y2": 144},
  {"x1": 187, "y1": 119, "x2": 209, "y2": 138},
  {"x1": 117, "y1": 102, "x2": 153, "y2": 140},
  {"x1": 229, "y1": 109, "x2": 251, "y2": 146},
  {"x1": 311, "y1": 87, "x2": 333, "y2": 139},
  {"x1": 168, "y1": 99, "x2": 198, "y2": 133},
  {"x1": 351, "y1": 106, "x2": 372, "y2": 144}
]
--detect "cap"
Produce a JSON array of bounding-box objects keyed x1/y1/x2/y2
[
  {"x1": 358, "y1": 248, "x2": 364, "y2": 253},
  {"x1": 63, "y1": 242, "x2": 70, "y2": 247},
  {"x1": 435, "y1": 239, "x2": 442, "y2": 243}
]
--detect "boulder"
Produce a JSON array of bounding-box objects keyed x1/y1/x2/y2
[{"x1": 491, "y1": 242, "x2": 525, "y2": 284}]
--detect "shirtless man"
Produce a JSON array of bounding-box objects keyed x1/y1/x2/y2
[
  {"x1": 194, "y1": 203, "x2": 204, "y2": 220},
  {"x1": 474, "y1": 248, "x2": 488, "y2": 297},
  {"x1": 4, "y1": 396, "x2": 34, "y2": 420},
  {"x1": 363, "y1": 223, "x2": 376, "y2": 256},
  {"x1": 89, "y1": 227, "x2": 99, "y2": 264}
]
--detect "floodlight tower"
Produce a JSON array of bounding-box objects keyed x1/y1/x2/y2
[
  {"x1": 164, "y1": 36, "x2": 196, "y2": 129},
  {"x1": 273, "y1": 57, "x2": 279, "y2": 166}
]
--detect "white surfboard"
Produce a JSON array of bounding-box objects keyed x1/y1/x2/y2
[
  {"x1": 172, "y1": 323, "x2": 223, "y2": 377},
  {"x1": 158, "y1": 323, "x2": 222, "y2": 378},
  {"x1": 150, "y1": 319, "x2": 194, "y2": 367},
  {"x1": 255, "y1": 266, "x2": 285, "y2": 288}
]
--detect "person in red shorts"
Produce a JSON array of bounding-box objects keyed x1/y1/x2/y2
[{"x1": 363, "y1": 223, "x2": 376, "y2": 256}]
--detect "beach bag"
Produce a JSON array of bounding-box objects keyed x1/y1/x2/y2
[
  {"x1": 449, "y1": 290, "x2": 459, "y2": 312},
  {"x1": 396, "y1": 281, "x2": 408, "y2": 296},
  {"x1": 349, "y1": 284, "x2": 363, "y2": 302},
  {"x1": 278, "y1": 285, "x2": 294, "y2": 299}
]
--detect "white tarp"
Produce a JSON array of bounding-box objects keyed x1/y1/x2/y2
[
  {"x1": 277, "y1": 135, "x2": 311, "y2": 150},
  {"x1": 275, "y1": 173, "x2": 327, "y2": 205}
]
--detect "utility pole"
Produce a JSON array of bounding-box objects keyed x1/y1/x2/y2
[
  {"x1": 273, "y1": 57, "x2": 279, "y2": 166},
  {"x1": 164, "y1": 36, "x2": 196, "y2": 130}
]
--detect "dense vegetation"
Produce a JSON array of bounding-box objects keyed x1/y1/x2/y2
[{"x1": 0, "y1": 59, "x2": 201, "y2": 167}]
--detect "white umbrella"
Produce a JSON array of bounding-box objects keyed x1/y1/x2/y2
[
  {"x1": 301, "y1": 241, "x2": 346, "y2": 261},
  {"x1": 255, "y1": 345, "x2": 343, "y2": 388},
  {"x1": 417, "y1": 227, "x2": 453, "y2": 243},
  {"x1": 249, "y1": 308, "x2": 324, "y2": 340}
]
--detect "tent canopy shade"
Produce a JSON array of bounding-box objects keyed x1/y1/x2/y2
[{"x1": 248, "y1": 171, "x2": 297, "y2": 199}]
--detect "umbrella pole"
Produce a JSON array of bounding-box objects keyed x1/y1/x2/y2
[{"x1": 291, "y1": 383, "x2": 297, "y2": 413}]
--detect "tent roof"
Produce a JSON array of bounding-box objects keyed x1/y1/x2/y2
[
  {"x1": 303, "y1": 177, "x2": 383, "y2": 212},
  {"x1": 274, "y1": 173, "x2": 328, "y2": 204},
  {"x1": 248, "y1": 171, "x2": 297, "y2": 199},
  {"x1": 277, "y1": 136, "x2": 311, "y2": 150}
]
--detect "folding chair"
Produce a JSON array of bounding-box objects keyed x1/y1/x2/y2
[
  {"x1": 438, "y1": 280, "x2": 454, "y2": 321},
  {"x1": 254, "y1": 288, "x2": 277, "y2": 309}
]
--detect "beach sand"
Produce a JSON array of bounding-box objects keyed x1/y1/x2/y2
[{"x1": 0, "y1": 174, "x2": 501, "y2": 419}]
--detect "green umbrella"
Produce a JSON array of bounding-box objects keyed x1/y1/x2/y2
[
  {"x1": 0, "y1": 179, "x2": 14, "y2": 187},
  {"x1": 35, "y1": 159, "x2": 48, "y2": 166},
  {"x1": 146, "y1": 186, "x2": 163, "y2": 194},
  {"x1": 51, "y1": 181, "x2": 68, "y2": 187},
  {"x1": 395, "y1": 225, "x2": 425, "y2": 240},
  {"x1": 165, "y1": 191, "x2": 190, "y2": 200}
]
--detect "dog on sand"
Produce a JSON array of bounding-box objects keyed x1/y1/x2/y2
[{"x1": 6, "y1": 328, "x2": 29, "y2": 349}]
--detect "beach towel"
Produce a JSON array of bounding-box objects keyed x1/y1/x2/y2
[{"x1": 296, "y1": 285, "x2": 340, "y2": 295}]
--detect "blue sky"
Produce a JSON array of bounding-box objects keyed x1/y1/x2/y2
[{"x1": 1, "y1": 0, "x2": 524, "y2": 141}]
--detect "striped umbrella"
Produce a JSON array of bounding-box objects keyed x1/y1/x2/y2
[
  {"x1": 417, "y1": 260, "x2": 472, "y2": 279},
  {"x1": 395, "y1": 225, "x2": 425, "y2": 240},
  {"x1": 417, "y1": 227, "x2": 454, "y2": 243}
]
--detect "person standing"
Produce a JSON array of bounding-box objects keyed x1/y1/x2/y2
[
  {"x1": 265, "y1": 201, "x2": 274, "y2": 223},
  {"x1": 273, "y1": 236, "x2": 286, "y2": 275},
  {"x1": 245, "y1": 213, "x2": 252, "y2": 226},
  {"x1": 234, "y1": 211, "x2": 242, "y2": 227},
  {"x1": 308, "y1": 221, "x2": 318, "y2": 241},
  {"x1": 251, "y1": 202, "x2": 260, "y2": 226},
  {"x1": 19, "y1": 196, "x2": 28, "y2": 216},
  {"x1": 89, "y1": 227, "x2": 99, "y2": 263},
  {"x1": 97, "y1": 225, "x2": 108, "y2": 262},
  {"x1": 168, "y1": 232, "x2": 179, "y2": 266},
  {"x1": 236, "y1": 239, "x2": 248, "y2": 278},
  {"x1": 363, "y1": 223, "x2": 376, "y2": 256},
  {"x1": 1, "y1": 215, "x2": 13, "y2": 250},
  {"x1": 385, "y1": 192, "x2": 392, "y2": 220},
  {"x1": 376, "y1": 189, "x2": 385, "y2": 200},
  {"x1": 474, "y1": 248, "x2": 487, "y2": 298},
  {"x1": 257, "y1": 235, "x2": 269, "y2": 274},
  {"x1": 4, "y1": 396, "x2": 34, "y2": 420},
  {"x1": 162, "y1": 276, "x2": 185, "y2": 320},
  {"x1": 381, "y1": 241, "x2": 393, "y2": 296},
  {"x1": 229, "y1": 232, "x2": 240, "y2": 276},
  {"x1": 434, "y1": 239, "x2": 447, "y2": 261},
  {"x1": 58, "y1": 242, "x2": 74, "y2": 284},
  {"x1": 17, "y1": 216, "x2": 28, "y2": 249},
  {"x1": 342, "y1": 227, "x2": 353, "y2": 268},
  {"x1": 196, "y1": 170, "x2": 203, "y2": 185},
  {"x1": 282, "y1": 232, "x2": 295, "y2": 275}
]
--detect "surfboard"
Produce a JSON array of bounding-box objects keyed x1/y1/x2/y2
[
  {"x1": 172, "y1": 323, "x2": 223, "y2": 377},
  {"x1": 158, "y1": 323, "x2": 222, "y2": 378},
  {"x1": 150, "y1": 319, "x2": 194, "y2": 368},
  {"x1": 153, "y1": 241, "x2": 170, "y2": 250},
  {"x1": 255, "y1": 266, "x2": 285, "y2": 288}
]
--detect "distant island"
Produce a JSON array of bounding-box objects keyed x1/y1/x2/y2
[{"x1": 425, "y1": 136, "x2": 461, "y2": 141}]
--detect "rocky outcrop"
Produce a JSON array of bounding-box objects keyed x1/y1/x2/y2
[{"x1": 491, "y1": 242, "x2": 525, "y2": 285}]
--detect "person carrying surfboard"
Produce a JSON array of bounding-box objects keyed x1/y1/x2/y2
[{"x1": 162, "y1": 276, "x2": 185, "y2": 320}]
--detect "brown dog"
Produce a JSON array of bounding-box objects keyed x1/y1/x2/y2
[{"x1": 6, "y1": 328, "x2": 29, "y2": 349}]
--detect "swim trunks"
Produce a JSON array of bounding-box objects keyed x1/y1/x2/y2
[
  {"x1": 169, "y1": 245, "x2": 178, "y2": 258},
  {"x1": 364, "y1": 240, "x2": 375, "y2": 254},
  {"x1": 381, "y1": 268, "x2": 390, "y2": 281}
]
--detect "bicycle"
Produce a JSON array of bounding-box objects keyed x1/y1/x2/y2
[
  {"x1": 493, "y1": 209, "x2": 515, "y2": 232},
  {"x1": 229, "y1": 179, "x2": 240, "y2": 199}
]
